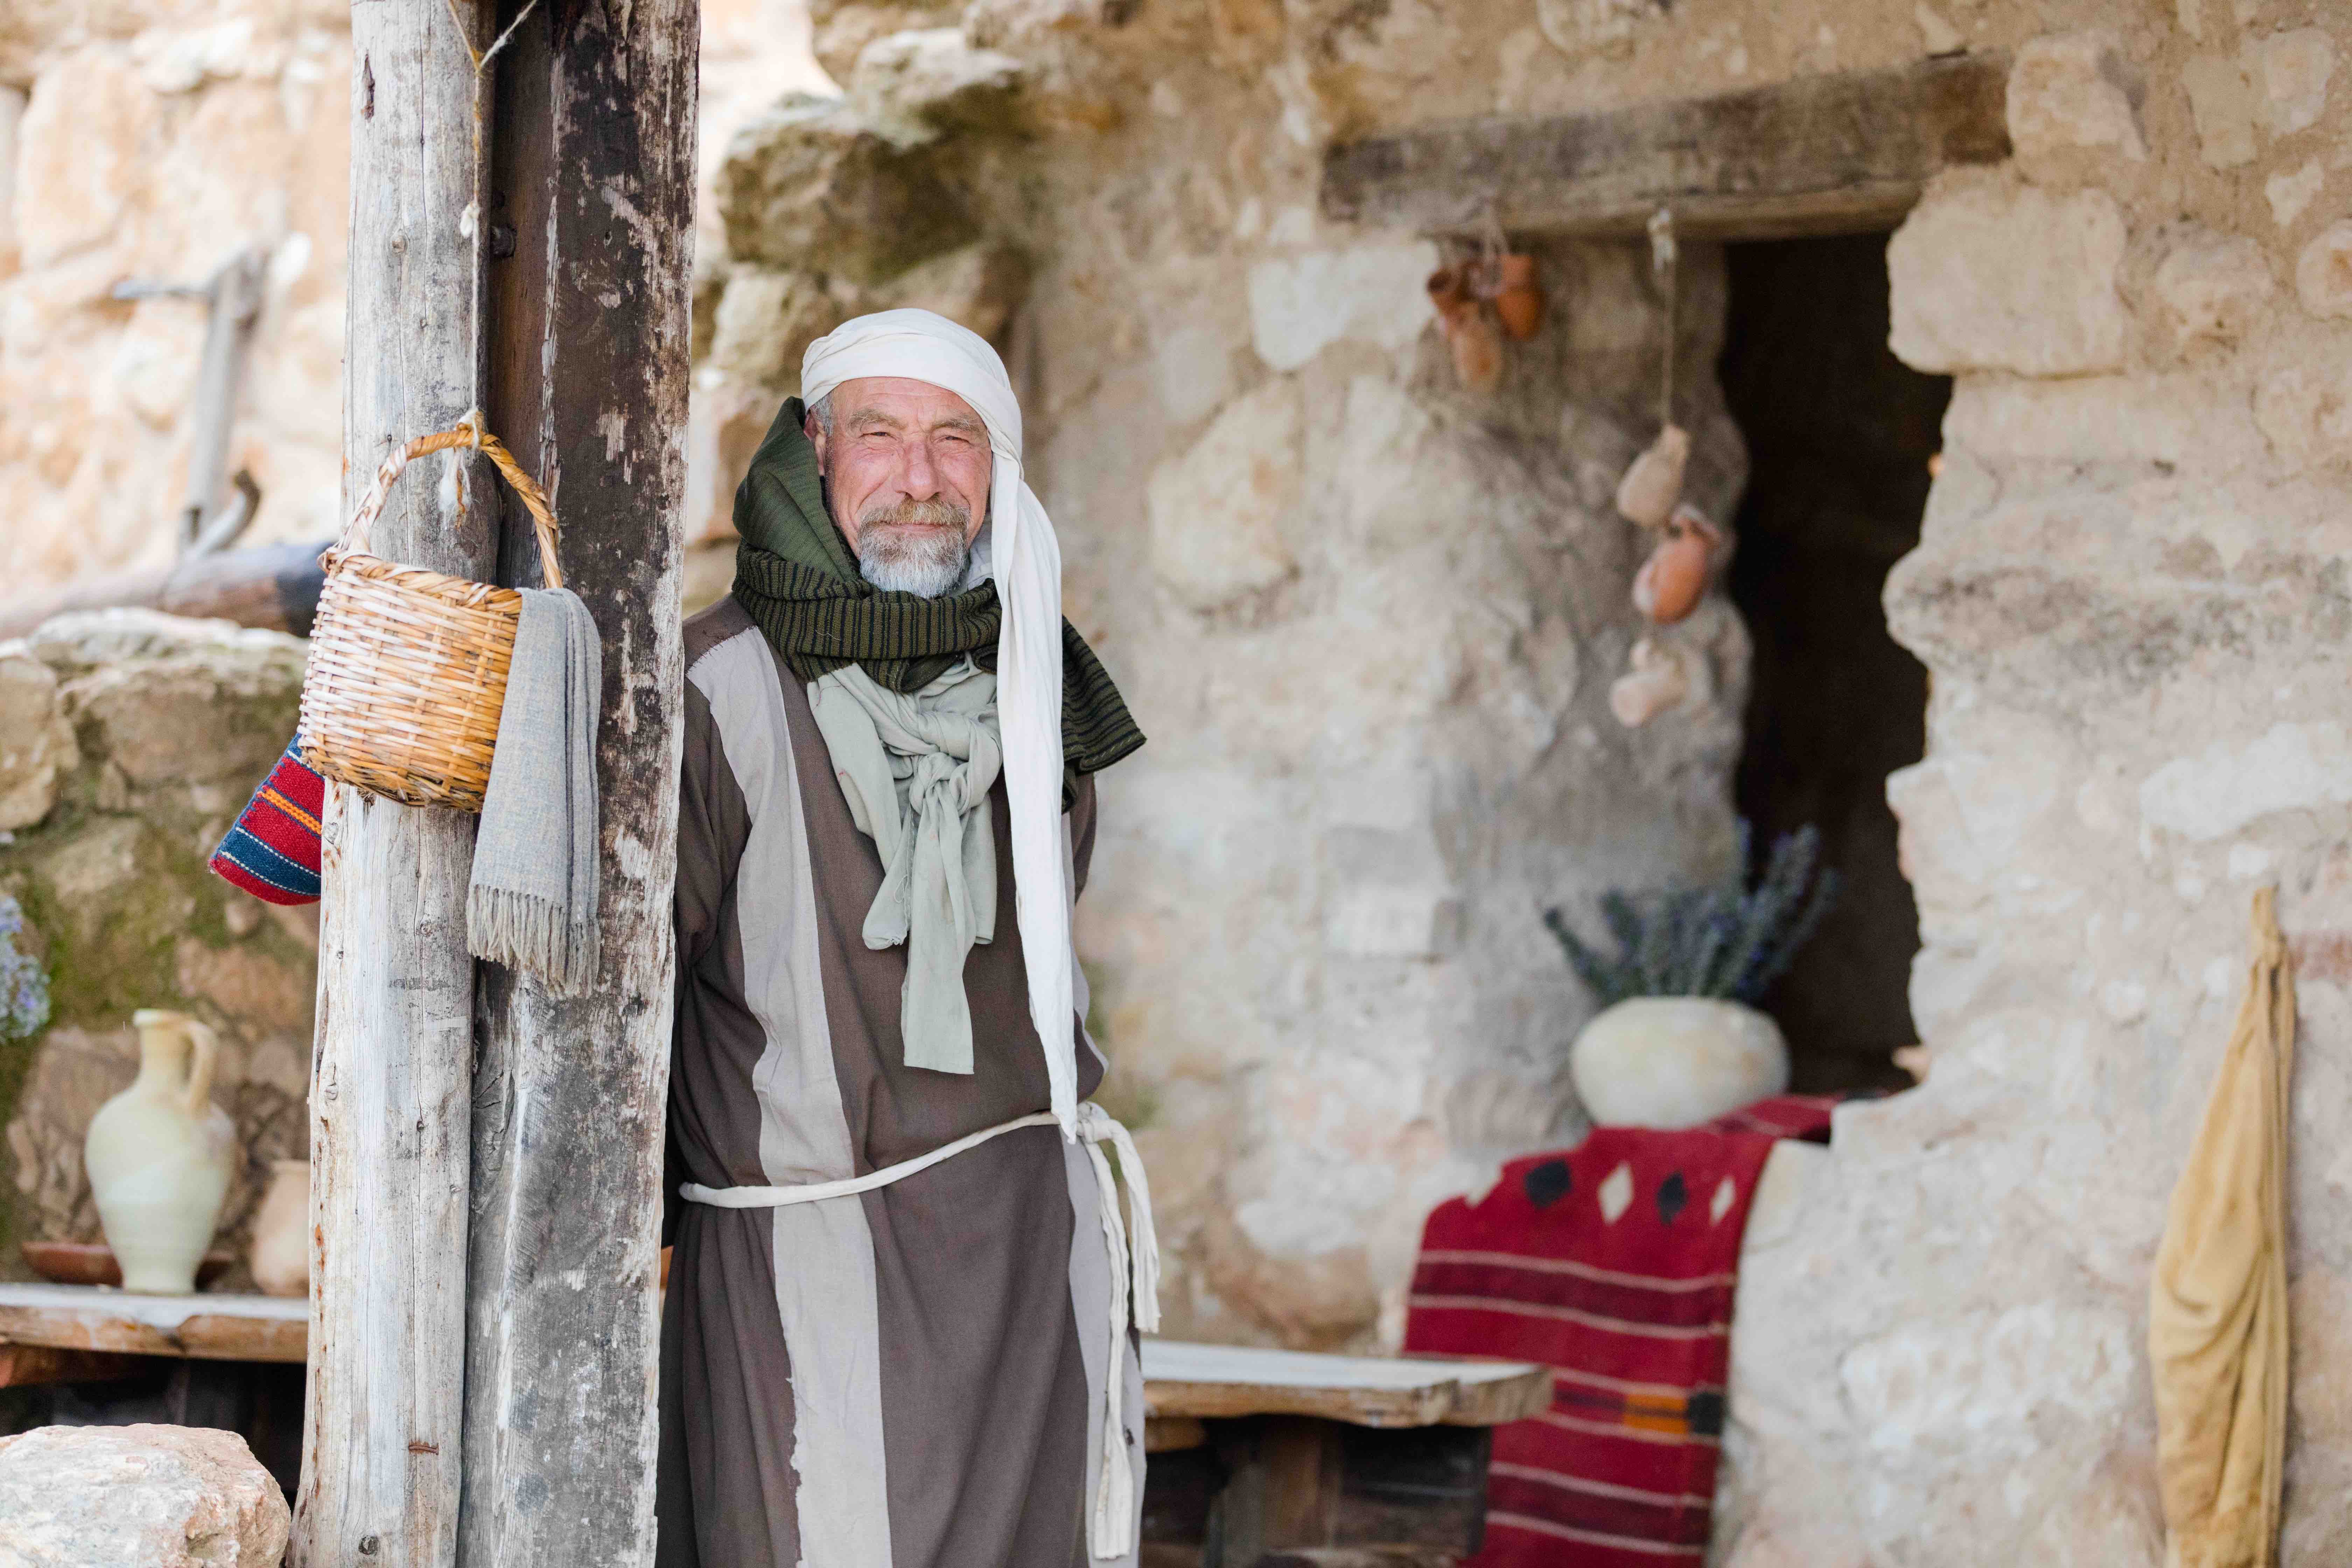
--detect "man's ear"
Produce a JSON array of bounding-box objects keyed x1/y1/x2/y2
[{"x1": 803, "y1": 412, "x2": 827, "y2": 477}]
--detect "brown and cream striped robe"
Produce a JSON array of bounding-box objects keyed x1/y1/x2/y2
[{"x1": 657, "y1": 597, "x2": 1142, "y2": 1568}]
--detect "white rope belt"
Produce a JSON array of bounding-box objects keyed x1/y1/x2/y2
[{"x1": 680, "y1": 1101, "x2": 1159, "y2": 1561}]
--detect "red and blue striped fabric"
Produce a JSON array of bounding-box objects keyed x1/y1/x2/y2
[
  {"x1": 209, "y1": 740, "x2": 324, "y2": 906},
  {"x1": 1404, "y1": 1095, "x2": 1845, "y2": 1566}
]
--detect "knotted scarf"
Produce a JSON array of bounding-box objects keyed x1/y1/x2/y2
[{"x1": 809, "y1": 659, "x2": 1002, "y2": 1077}]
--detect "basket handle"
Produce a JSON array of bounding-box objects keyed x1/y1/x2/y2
[{"x1": 331, "y1": 413, "x2": 565, "y2": 591}]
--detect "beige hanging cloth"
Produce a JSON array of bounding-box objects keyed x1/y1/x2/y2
[{"x1": 2150, "y1": 886, "x2": 2297, "y2": 1568}]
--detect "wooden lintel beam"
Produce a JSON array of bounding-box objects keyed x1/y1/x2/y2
[{"x1": 1321, "y1": 51, "x2": 2012, "y2": 241}]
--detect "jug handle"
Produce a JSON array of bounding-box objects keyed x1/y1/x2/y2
[{"x1": 180, "y1": 1018, "x2": 221, "y2": 1117}]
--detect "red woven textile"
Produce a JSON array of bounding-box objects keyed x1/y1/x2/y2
[
  {"x1": 1404, "y1": 1095, "x2": 1840, "y2": 1566},
  {"x1": 208, "y1": 741, "x2": 325, "y2": 906}
]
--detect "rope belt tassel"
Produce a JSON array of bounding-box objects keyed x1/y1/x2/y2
[{"x1": 680, "y1": 1102, "x2": 1158, "y2": 1561}]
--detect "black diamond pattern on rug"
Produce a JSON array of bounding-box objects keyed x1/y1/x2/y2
[
  {"x1": 1656, "y1": 1171, "x2": 1688, "y2": 1225},
  {"x1": 1523, "y1": 1160, "x2": 1573, "y2": 1209}
]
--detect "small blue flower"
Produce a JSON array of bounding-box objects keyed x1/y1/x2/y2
[{"x1": 0, "y1": 893, "x2": 51, "y2": 1044}]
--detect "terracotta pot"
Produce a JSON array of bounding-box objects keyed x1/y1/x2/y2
[
  {"x1": 1428, "y1": 266, "x2": 1503, "y2": 393},
  {"x1": 84, "y1": 1010, "x2": 235, "y2": 1295},
  {"x1": 1447, "y1": 307, "x2": 1503, "y2": 393},
  {"x1": 248, "y1": 1158, "x2": 310, "y2": 1299},
  {"x1": 1631, "y1": 504, "x2": 1723, "y2": 625},
  {"x1": 1493, "y1": 253, "x2": 1544, "y2": 340},
  {"x1": 1569, "y1": 996, "x2": 1790, "y2": 1129},
  {"x1": 1614, "y1": 423, "x2": 1689, "y2": 528},
  {"x1": 1607, "y1": 638, "x2": 1689, "y2": 727}
]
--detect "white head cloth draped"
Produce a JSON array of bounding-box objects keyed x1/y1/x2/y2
[{"x1": 800, "y1": 309, "x2": 1081, "y2": 1138}]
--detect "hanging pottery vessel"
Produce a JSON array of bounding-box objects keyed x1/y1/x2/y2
[
  {"x1": 1428, "y1": 266, "x2": 1504, "y2": 394},
  {"x1": 84, "y1": 1010, "x2": 235, "y2": 1295},
  {"x1": 1608, "y1": 638, "x2": 1690, "y2": 727},
  {"x1": 1631, "y1": 503, "x2": 1723, "y2": 625},
  {"x1": 248, "y1": 1158, "x2": 310, "y2": 1299},
  {"x1": 1614, "y1": 423, "x2": 1689, "y2": 528},
  {"x1": 1493, "y1": 253, "x2": 1544, "y2": 340}
]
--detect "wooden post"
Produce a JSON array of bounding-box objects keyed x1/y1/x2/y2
[
  {"x1": 297, "y1": 1, "x2": 494, "y2": 1565},
  {"x1": 457, "y1": 0, "x2": 693, "y2": 1561}
]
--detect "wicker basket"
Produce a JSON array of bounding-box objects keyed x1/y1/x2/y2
[{"x1": 298, "y1": 419, "x2": 563, "y2": 813}]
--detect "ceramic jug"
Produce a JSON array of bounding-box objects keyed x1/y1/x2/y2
[
  {"x1": 84, "y1": 1009, "x2": 236, "y2": 1294},
  {"x1": 248, "y1": 1158, "x2": 310, "y2": 1298}
]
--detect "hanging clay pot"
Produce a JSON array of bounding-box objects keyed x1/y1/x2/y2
[
  {"x1": 84, "y1": 1010, "x2": 235, "y2": 1295},
  {"x1": 1493, "y1": 253, "x2": 1544, "y2": 340},
  {"x1": 1614, "y1": 423, "x2": 1689, "y2": 528},
  {"x1": 1631, "y1": 503, "x2": 1723, "y2": 625},
  {"x1": 1427, "y1": 266, "x2": 1504, "y2": 394},
  {"x1": 248, "y1": 1158, "x2": 311, "y2": 1299},
  {"x1": 1608, "y1": 637, "x2": 1689, "y2": 727}
]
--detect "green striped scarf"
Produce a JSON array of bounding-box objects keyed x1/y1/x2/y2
[{"x1": 729, "y1": 398, "x2": 1145, "y2": 779}]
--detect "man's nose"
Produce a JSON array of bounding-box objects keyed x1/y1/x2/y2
[{"x1": 899, "y1": 440, "x2": 941, "y2": 499}]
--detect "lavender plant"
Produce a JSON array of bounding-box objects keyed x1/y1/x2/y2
[
  {"x1": 0, "y1": 893, "x2": 51, "y2": 1044},
  {"x1": 1543, "y1": 823, "x2": 1839, "y2": 1008}
]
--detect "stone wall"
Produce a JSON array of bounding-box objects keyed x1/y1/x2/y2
[
  {"x1": 0, "y1": 611, "x2": 315, "y2": 1289},
  {"x1": 1715, "y1": 17, "x2": 2352, "y2": 1567},
  {"x1": 0, "y1": 0, "x2": 351, "y2": 594}
]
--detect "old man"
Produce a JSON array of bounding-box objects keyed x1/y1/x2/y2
[{"x1": 660, "y1": 309, "x2": 1155, "y2": 1568}]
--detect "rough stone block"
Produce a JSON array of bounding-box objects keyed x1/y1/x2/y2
[
  {"x1": 1323, "y1": 887, "x2": 1465, "y2": 959},
  {"x1": 1886, "y1": 169, "x2": 2128, "y2": 377},
  {"x1": 716, "y1": 95, "x2": 979, "y2": 282},
  {"x1": 2180, "y1": 51, "x2": 2259, "y2": 169},
  {"x1": 2151, "y1": 227, "x2": 2273, "y2": 348},
  {"x1": 0, "y1": 1423, "x2": 289, "y2": 1567},
  {"x1": 848, "y1": 27, "x2": 1024, "y2": 141},
  {"x1": 2005, "y1": 32, "x2": 2144, "y2": 161},
  {"x1": 12, "y1": 48, "x2": 159, "y2": 268},
  {"x1": 0, "y1": 651, "x2": 76, "y2": 832},
  {"x1": 1245, "y1": 242, "x2": 1437, "y2": 372},
  {"x1": 1146, "y1": 378, "x2": 1301, "y2": 610},
  {"x1": 2296, "y1": 220, "x2": 2352, "y2": 321},
  {"x1": 2252, "y1": 27, "x2": 2334, "y2": 136}
]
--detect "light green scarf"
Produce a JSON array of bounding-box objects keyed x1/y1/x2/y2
[{"x1": 808, "y1": 658, "x2": 1002, "y2": 1075}]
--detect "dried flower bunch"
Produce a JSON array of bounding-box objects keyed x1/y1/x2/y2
[
  {"x1": 1544, "y1": 824, "x2": 1839, "y2": 1007},
  {"x1": 0, "y1": 893, "x2": 50, "y2": 1044}
]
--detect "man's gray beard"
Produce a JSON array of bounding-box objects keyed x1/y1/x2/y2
[{"x1": 856, "y1": 503, "x2": 973, "y2": 599}]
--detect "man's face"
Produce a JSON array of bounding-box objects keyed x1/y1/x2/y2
[{"x1": 807, "y1": 377, "x2": 992, "y2": 597}]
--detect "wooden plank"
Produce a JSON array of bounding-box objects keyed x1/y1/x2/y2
[
  {"x1": 455, "y1": 0, "x2": 693, "y2": 1562},
  {"x1": 1321, "y1": 52, "x2": 2011, "y2": 240},
  {"x1": 0, "y1": 1284, "x2": 310, "y2": 1364},
  {"x1": 1141, "y1": 1340, "x2": 1552, "y2": 1429},
  {"x1": 296, "y1": 0, "x2": 497, "y2": 1563},
  {"x1": 0, "y1": 1343, "x2": 147, "y2": 1387}
]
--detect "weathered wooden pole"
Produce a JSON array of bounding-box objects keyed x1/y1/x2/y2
[
  {"x1": 297, "y1": 2, "x2": 494, "y2": 1565},
  {"x1": 457, "y1": 0, "x2": 693, "y2": 1560}
]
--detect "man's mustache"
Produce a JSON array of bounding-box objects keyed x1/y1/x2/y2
[{"x1": 859, "y1": 497, "x2": 969, "y2": 532}]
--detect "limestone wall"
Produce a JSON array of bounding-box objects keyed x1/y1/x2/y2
[
  {"x1": 0, "y1": 1, "x2": 351, "y2": 594},
  {"x1": 0, "y1": 611, "x2": 315, "y2": 1290},
  {"x1": 1714, "y1": 18, "x2": 2352, "y2": 1566}
]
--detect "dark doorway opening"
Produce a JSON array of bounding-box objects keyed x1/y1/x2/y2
[{"x1": 1717, "y1": 233, "x2": 1948, "y2": 1093}]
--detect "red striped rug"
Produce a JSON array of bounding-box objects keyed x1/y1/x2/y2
[{"x1": 1404, "y1": 1094, "x2": 1846, "y2": 1566}]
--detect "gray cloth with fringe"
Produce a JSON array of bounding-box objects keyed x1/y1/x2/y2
[{"x1": 468, "y1": 587, "x2": 602, "y2": 993}]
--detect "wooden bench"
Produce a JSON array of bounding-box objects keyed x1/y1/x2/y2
[{"x1": 0, "y1": 1286, "x2": 1549, "y2": 1566}]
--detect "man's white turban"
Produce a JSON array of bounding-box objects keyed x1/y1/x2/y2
[{"x1": 800, "y1": 309, "x2": 1081, "y2": 1137}]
